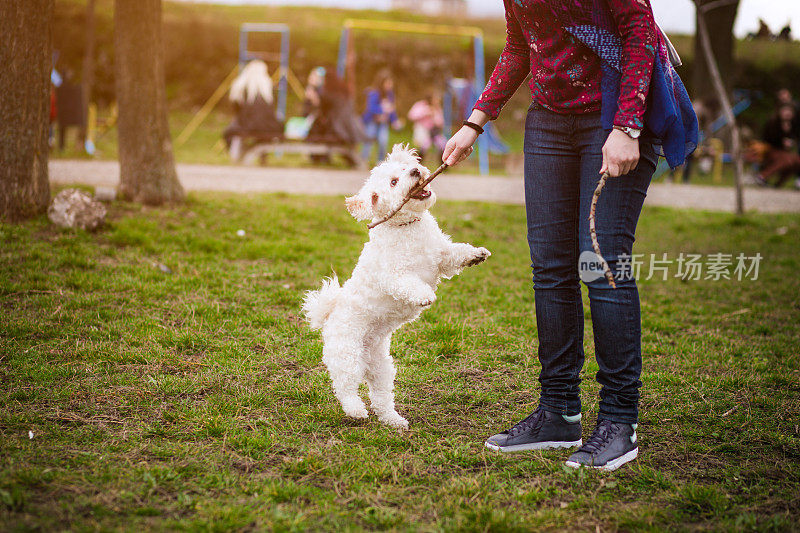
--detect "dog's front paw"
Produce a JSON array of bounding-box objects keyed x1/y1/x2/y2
[
  {"x1": 413, "y1": 294, "x2": 436, "y2": 308},
  {"x1": 465, "y1": 247, "x2": 491, "y2": 267}
]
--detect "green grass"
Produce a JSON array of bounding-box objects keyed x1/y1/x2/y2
[{"x1": 2, "y1": 191, "x2": 799, "y2": 530}]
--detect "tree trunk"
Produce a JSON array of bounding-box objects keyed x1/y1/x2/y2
[
  {"x1": 80, "y1": 0, "x2": 96, "y2": 142},
  {"x1": 693, "y1": 0, "x2": 740, "y2": 103},
  {"x1": 114, "y1": 0, "x2": 184, "y2": 205},
  {"x1": 696, "y1": 6, "x2": 744, "y2": 215},
  {"x1": 0, "y1": 1, "x2": 53, "y2": 222}
]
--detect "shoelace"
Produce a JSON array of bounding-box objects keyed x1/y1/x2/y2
[
  {"x1": 578, "y1": 420, "x2": 620, "y2": 455},
  {"x1": 507, "y1": 409, "x2": 546, "y2": 437}
]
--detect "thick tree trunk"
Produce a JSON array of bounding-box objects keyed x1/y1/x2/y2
[
  {"x1": 0, "y1": 1, "x2": 53, "y2": 222},
  {"x1": 114, "y1": 0, "x2": 184, "y2": 204},
  {"x1": 693, "y1": 0, "x2": 740, "y2": 103}
]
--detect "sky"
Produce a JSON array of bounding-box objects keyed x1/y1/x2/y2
[{"x1": 175, "y1": 0, "x2": 799, "y2": 38}]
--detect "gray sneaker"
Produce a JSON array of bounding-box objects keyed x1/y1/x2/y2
[
  {"x1": 485, "y1": 407, "x2": 582, "y2": 452},
  {"x1": 565, "y1": 419, "x2": 638, "y2": 471}
]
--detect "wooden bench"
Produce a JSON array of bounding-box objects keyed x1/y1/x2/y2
[{"x1": 239, "y1": 135, "x2": 364, "y2": 168}]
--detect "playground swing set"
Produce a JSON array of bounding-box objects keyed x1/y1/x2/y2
[
  {"x1": 176, "y1": 24, "x2": 295, "y2": 147},
  {"x1": 176, "y1": 23, "x2": 365, "y2": 166},
  {"x1": 337, "y1": 18, "x2": 509, "y2": 175},
  {"x1": 173, "y1": 19, "x2": 509, "y2": 171}
]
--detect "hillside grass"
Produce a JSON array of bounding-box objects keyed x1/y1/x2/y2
[{"x1": 2, "y1": 191, "x2": 799, "y2": 530}]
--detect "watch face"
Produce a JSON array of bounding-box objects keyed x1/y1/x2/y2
[{"x1": 628, "y1": 128, "x2": 641, "y2": 139}]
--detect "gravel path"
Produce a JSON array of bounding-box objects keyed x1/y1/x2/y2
[{"x1": 49, "y1": 159, "x2": 800, "y2": 214}]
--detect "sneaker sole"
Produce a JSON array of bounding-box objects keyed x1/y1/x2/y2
[
  {"x1": 564, "y1": 447, "x2": 639, "y2": 471},
  {"x1": 484, "y1": 439, "x2": 583, "y2": 453}
]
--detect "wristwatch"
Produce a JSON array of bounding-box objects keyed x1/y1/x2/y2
[{"x1": 614, "y1": 125, "x2": 642, "y2": 139}]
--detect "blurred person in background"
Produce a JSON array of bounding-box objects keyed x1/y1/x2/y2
[
  {"x1": 223, "y1": 60, "x2": 283, "y2": 161},
  {"x1": 777, "y1": 23, "x2": 793, "y2": 42},
  {"x1": 680, "y1": 98, "x2": 714, "y2": 183},
  {"x1": 776, "y1": 88, "x2": 799, "y2": 113},
  {"x1": 303, "y1": 67, "x2": 326, "y2": 118},
  {"x1": 361, "y1": 70, "x2": 403, "y2": 162},
  {"x1": 407, "y1": 93, "x2": 446, "y2": 162},
  {"x1": 754, "y1": 101, "x2": 800, "y2": 188},
  {"x1": 762, "y1": 103, "x2": 800, "y2": 153},
  {"x1": 308, "y1": 72, "x2": 367, "y2": 166},
  {"x1": 748, "y1": 18, "x2": 773, "y2": 40},
  {"x1": 49, "y1": 74, "x2": 58, "y2": 148}
]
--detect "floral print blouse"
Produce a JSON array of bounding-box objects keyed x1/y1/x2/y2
[{"x1": 473, "y1": 0, "x2": 658, "y2": 130}]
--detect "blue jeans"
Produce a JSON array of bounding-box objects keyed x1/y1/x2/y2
[
  {"x1": 362, "y1": 121, "x2": 390, "y2": 162},
  {"x1": 524, "y1": 104, "x2": 657, "y2": 425}
]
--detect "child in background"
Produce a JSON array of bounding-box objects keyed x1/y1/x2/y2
[
  {"x1": 362, "y1": 70, "x2": 403, "y2": 163},
  {"x1": 407, "y1": 93, "x2": 446, "y2": 162}
]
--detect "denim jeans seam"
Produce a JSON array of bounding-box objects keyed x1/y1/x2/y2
[{"x1": 572, "y1": 195, "x2": 582, "y2": 415}]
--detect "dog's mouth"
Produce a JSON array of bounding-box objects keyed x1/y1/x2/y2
[{"x1": 409, "y1": 187, "x2": 432, "y2": 200}]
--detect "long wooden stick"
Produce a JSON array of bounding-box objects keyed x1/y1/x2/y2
[
  {"x1": 589, "y1": 172, "x2": 616, "y2": 289},
  {"x1": 367, "y1": 163, "x2": 449, "y2": 229}
]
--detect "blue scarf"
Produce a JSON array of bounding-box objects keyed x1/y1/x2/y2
[{"x1": 559, "y1": 1, "x2": 698, "y2": 168}]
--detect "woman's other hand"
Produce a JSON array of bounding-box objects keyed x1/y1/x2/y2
[
  {"x1": 443, "y1": 126, "x2": 479, "y2": 166},
  {"x1": 601, "y1": 128, "x2": 640, "y2": 177}
]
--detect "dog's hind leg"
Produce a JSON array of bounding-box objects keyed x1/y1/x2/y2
[
  {"x1": 322, "y1": 334, "x2": 368, "y2": 420},
  {"x1": 366, "y1": 335, "x2": 408, "y2": 429}
]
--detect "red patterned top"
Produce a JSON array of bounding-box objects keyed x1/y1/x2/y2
[{"x1": 474, "y1": 0, "x2": 658, "y2": 130}]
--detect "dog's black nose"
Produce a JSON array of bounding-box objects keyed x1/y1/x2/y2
[{"x1": 409, "y1": 168, "x2": 421, "y2": 178}]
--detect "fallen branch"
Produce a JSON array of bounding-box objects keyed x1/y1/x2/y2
[
  {"x1": 367, "y1": 163, "x2": 449, "y2": 229},
  {"x1": 589, "y1": 172, "x2": 616, "y2": 289}
]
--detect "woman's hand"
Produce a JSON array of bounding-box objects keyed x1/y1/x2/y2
[
  {"x1": 601, "y1": 128, "x2": 640, "y2": 177},
  {"x1": 442, "y1": 126, "x2": 479, "y2": 166}
]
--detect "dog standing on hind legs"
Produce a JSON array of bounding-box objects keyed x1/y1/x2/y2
[{"x1": 302, "y1": 145, "x2": 491, "y2": 429}]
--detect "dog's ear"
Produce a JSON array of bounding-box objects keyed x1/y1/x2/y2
[{"x1": 345, "y1": 193, "x2": 373, "y2": 221}]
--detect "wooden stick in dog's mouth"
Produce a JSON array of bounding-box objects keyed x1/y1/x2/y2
[{"x1": 367, "y1": 163, "x2": 449, "y2": 229}]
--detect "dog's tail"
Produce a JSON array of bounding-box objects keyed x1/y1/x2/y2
[{"x1": 302, "y1": 275, "x2": 341, "y2": 330}]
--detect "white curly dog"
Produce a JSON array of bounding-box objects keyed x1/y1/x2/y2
[{"x1": 303, "y1": 145, "x2": 491, "y2": 429}]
